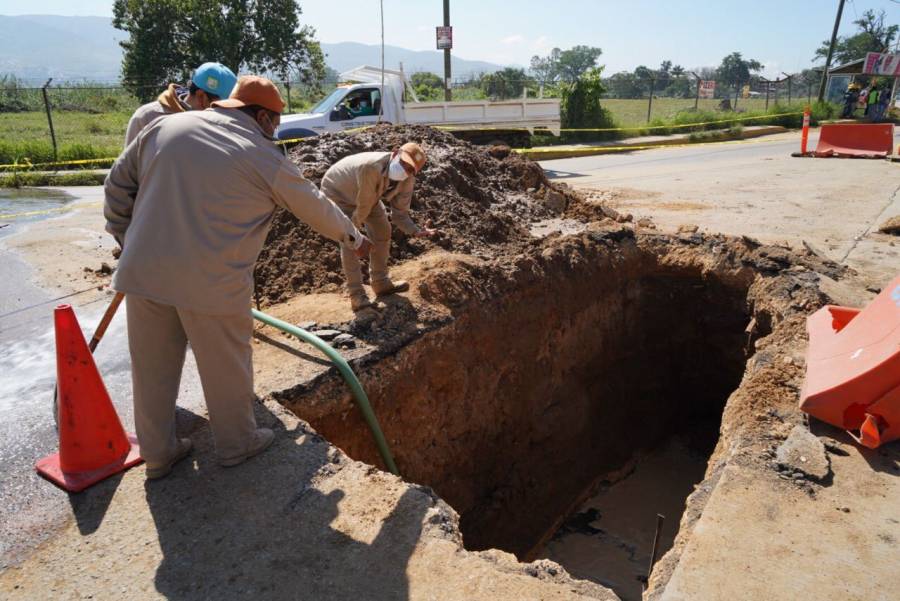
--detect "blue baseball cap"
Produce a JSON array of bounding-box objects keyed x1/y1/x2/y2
[{"x1": 191, "y1": 62, "x2": 237, "y2": 99}]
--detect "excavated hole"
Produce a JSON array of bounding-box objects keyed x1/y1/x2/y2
[{"x1": 282, "y1": 245, "x2": 758, "y2": 601}]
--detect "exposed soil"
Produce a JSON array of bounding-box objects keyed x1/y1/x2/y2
[
  {"x1": 231, "y1": 124, "x2": 863, "y2": 598},
  {"x1": 268, "y1": 218, "x2": 847, "y2": 598},
  {"x1": 253, "y1": 125, "x2": 602, "y2": 305}
]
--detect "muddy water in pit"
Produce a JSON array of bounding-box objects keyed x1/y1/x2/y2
[{"x1": 539, "y1": 438, "x2": 710, "y2": 601}]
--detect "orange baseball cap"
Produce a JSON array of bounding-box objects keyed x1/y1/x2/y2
[
  {"x1": 212, "y1": 75, "x2": 285, "y2": 114},
  {"x1": 399, "y1": 142, "x2": 427, "y2": 173}
]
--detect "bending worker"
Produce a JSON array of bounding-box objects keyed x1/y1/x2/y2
[
  {"x1": 124, "y1": 62, "x2": 237, "y2": 145},
  {"x1": 321, "y1": 143, "x2": 436, "y2": 311},
  {"x1": 105, "y1": 76, "x2": 370, "y2": 479}
]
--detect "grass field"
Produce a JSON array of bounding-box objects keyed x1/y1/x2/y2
[
  {"x1": 0, "y1": 96, "x2": 823, "y2": 168},
  {"x1": 603, "y1": 97, "x2": 808, "y2": 128},
  {"x1": 0, "y1": 111, "x2": 129, "y2": 165}
]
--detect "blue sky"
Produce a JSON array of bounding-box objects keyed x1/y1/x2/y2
[{"x1": 2, "y1": 0, "x2": 899, "y2": 76}]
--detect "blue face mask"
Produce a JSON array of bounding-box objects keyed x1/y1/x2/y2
[{"x1": 388, "y1": 157, "x2": 408, "y2": 181}]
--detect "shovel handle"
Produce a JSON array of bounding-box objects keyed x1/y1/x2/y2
[{"x1": 88, "y1": 292, "x2": 124, "y2": 352}]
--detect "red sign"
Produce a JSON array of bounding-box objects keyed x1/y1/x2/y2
[
  {"x1": 699, "y1": 80, "x2": 716, "y2": 99},
  {"x1": 436, "y1": 26, "x2": 453, "y2": 50},
  {"x1": 863, "y1": 52, "x2": 900, "y2": 76}
]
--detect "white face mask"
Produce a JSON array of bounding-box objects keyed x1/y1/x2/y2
[{"x1": 388, "y1": 157, "x2": 409, "y2": 181}]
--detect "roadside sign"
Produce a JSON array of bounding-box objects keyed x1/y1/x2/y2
[
  {"x1": 863, "y1": 52, "x2": 900, "y2": 76},
  {"x1": 436, "y1": 26, "x2": 453, "y2": 50},
  {"x1": 699, "y1": 80, "x2": 716, "y2": 99}
]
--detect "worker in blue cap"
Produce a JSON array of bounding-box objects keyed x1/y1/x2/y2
[{"x1": 124, "y1": 62, "x2": 237, "y2": 145}]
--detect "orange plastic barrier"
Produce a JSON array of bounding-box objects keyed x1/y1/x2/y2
[
  {"x1": 800, "y1": 275, "x2": 900, "y2": 448},
  {"x1": 35, "y1": 305, "x2": 142, "y2": 492},
  {"x1": 814, "y1": 123, "x2": 895, "y2": 158}
]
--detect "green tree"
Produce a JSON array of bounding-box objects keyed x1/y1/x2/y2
[
  {"x1": 410, "y1": 71, "x2": 443, "y2": 101},
  {"x1": 814, "y1": 9, "x2": 898, "y2": 65},
  {"x1": 606, "y1": 72, "x2": 640, "y2": 98},
  {"x1": 479, "y1": 67, "x2": 531, "y2": 99},
  {"x1": 560, "y1": 66, "x2": 613, "y2": 129},
  {"x1": 716, "y1": 52, "x2": 762, "y2": 93},
  {"x1": 529, "y1": 48, "x2": 561, "y2": 89},
  {"x1": 114, "y1": 0, "x2": 325, "y2": 102},
  {"x1": 555, "y1": 46, "x2": 603, "y2": 83}
]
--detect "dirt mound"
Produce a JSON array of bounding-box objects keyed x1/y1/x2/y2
[{"x1": 254, "y1": 125, "x2": 593, "y2": 305}]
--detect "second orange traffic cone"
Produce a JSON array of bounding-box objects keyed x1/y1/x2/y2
[{"x1": 35, "y1": 304, "x2": 142, "y2": 492}]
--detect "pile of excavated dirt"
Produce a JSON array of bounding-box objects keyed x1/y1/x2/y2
[{"x1": 253, "y1": 124, "x2": 602, "y2": 305}]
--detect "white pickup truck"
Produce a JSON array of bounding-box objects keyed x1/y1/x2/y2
[{"x1": 276, "y1": 66, "x2": 560, "y2": 147}]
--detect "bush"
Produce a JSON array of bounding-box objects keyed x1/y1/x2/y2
[{"x1": 560, "y1": 67, "x2": 618, "y2": 142}]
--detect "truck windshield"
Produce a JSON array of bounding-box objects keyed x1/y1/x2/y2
[{"x1": 310, "y1": 88, "x2": 347, "y2": 114}]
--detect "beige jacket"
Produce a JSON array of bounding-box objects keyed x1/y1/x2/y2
[
  {"x1": 105, "y1": 108, "x2": 363, "y2": 315},
  {"x1": 320, "y1": 152, "x2": 421, "y2": 235},
  {"x1": 124, "y1": 84, "x2": 189, "y2": 146}
]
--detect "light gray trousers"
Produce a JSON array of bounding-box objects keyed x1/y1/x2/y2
[
  {"x1": 337, "y1": 200, "x2": 392, "y2": 295},
  {"x1": 126, "y1": 295, "x2": 258, "y2": 463}
]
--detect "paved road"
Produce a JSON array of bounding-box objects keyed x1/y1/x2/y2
[
  {"x1": 0, "y1": 190, "x2": 205, "y2": 567},
  {"x1": 541, "y1": 130, "x2": 900, "y2": 286}
]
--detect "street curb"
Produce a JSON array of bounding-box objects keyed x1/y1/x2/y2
[{"x1": 520, "y1": 126, "x2": 789, "y2": 161}]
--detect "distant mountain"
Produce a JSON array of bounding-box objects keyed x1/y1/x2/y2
[
  {"x1": 0, "y1": 14, "x2": 506, "y2": 84},
  {"x1": 320, "y1": 42, "x2": 505, "y2": 79},
  {"x1": 0, "y1": 15, "x2": 127, "y2": 82}
]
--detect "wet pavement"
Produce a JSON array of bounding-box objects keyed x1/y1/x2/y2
[{"x1": 0, "y1": 188, "x2": 205, "y2": 567}]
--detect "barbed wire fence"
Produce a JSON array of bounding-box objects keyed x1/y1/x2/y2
[{"x1": 0, "y1": 69, "x2": 825, "y2": 167}]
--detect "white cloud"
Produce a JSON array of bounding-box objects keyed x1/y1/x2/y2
[{"x1": 501, "y1": 34, "x2": 524, "y2": 45}]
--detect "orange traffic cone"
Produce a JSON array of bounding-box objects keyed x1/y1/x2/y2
[{"x1": 35, "y1": 304, "x2": 142, "y2": 492}]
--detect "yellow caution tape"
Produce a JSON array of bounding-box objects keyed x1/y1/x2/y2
[
  {"x1": 0, "y1": 156, "x2": 117, "y2": 171},
  {"x1": 0, "y1": 113, "x2": 801, "y2": 171}
]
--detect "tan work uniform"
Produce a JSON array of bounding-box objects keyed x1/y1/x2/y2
[
  {"x1": 124, "y1": 84, "x2": 189, "y2": 146},
  {"x1": 104, "y1": 108, "x2": 363, "y2": 464},
  {"x1": 320, "y1": 152, "x2": 420, "y2": 295}
]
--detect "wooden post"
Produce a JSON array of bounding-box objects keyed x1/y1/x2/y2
[
  {"x1": 647, "y1": 78, "x2": 655, "y2": 123},
  {"x1": 284, "y1": 79, "x2": 292, "y2": 114},
  {"x1": 41, "y1": 78, "x2": 58, "y2": 162}
]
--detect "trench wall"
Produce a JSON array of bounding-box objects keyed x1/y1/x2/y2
[{"x1": 283, "y1": 233, "x2": 756, "y2": 557}]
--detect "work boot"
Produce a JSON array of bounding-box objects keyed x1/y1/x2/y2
[
  {"x1": 220, "y1": 428, "x2": 275, "y2": 467},
  {"x1": 146, "y1": 437, "x2": 193, "y2": 480},
  {"x1": 350, "y1": 290, "x2": 376, "y2": 312},
  {"x1": 371, "y1": 278, "x2": 410, "y2": 297}
]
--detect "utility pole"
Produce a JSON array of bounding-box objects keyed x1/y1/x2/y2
[
  {"x1": 818, "y1": 0, "x2": 846, "y2": 102},
  {"x1": 443, "y1": 0, "x2": 451, "y2": 101}
]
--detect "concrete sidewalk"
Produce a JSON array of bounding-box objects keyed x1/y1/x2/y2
[{"x1": 0, "y1": 398, "x2": 615, "y2": 601}]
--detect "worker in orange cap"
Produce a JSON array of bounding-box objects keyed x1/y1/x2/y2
[
  {"x1": 104, "y1": 75, "x2": 370, "y2": 478},
  {"x1": 321, "y1": 142, "x2": 437, "y2": 312}
]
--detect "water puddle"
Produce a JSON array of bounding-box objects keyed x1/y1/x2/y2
[{"x1": 0, "y1": 188, "x2": 73, "y2": 229}]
